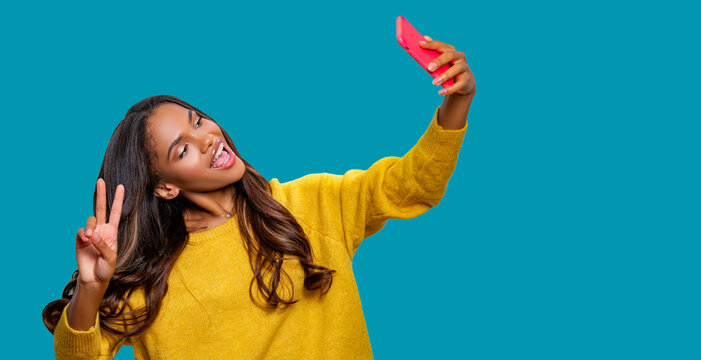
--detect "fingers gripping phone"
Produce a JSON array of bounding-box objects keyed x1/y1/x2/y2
[{"x1": 396, "y1": 16, "x2": 455, "y2": 89}]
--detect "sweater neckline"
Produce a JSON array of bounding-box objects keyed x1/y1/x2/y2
[{"x1": 187, "y1": 216, "x2": 239, "y2": 244}]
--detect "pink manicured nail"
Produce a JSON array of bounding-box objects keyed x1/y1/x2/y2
[{"x1": 86, "y1": 228, "x2": 93, "y2": 236}]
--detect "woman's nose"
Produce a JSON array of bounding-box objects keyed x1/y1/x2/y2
[{"x1": 200, "y1": 135, "x2": 214, "y2": 154}]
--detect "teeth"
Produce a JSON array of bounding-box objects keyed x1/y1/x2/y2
[
  {"x1": 212, "y1": 152, "x2": 230, "y2": 169},
  {"x1": 211, "y1": 142, "x2": 224, "y2": 166}
]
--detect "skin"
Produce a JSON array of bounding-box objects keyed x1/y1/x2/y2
[
  {"x1": 147, "y1": 103, "x2": 247, "y2": 232},
  {"x1": 71, "y1": 178, "x2": 124, "y2": 330},
  {"x1": 420, "y1": 35, "x2": 476, "y2": 131}
]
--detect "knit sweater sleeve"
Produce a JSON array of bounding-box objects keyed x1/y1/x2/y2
[
  {"x1": 53, "y1": 289, "x2": 143, "y2": 360},
  {"x1": 274, "y1": 105, "x2": 467, "y2": 259}
]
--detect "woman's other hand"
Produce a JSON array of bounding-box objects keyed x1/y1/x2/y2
[{"x1": 75, "y1": 178, "x2": 125, "y2": 289}]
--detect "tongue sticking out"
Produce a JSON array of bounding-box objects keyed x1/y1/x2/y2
[{"x1": 213, "y1": 150, "x2": 229, "y2": 168}]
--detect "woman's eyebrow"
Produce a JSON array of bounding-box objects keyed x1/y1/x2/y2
[{"x1": 167, "y1": 109, "x2": 193, "y2": 160}]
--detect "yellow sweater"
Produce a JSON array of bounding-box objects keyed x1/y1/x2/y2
[{"x1": 53, "y1": 105, "x2": 467, "y2": 359}]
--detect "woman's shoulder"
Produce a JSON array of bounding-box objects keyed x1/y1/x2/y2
[
  {"x1": 115, "y1": 285, "x2": 147, "y2": 314},
  {"x1": 267, "y1": 173, "x2": 342, "y2": 215}
]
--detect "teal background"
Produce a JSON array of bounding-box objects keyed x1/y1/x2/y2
[{"x1": 1, "y1": 0, "x2": 698, "y2": 358}]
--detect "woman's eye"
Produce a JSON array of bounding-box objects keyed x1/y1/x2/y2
[{"x1": 178, "y1": 116, "x2": 203, "y2": 159}]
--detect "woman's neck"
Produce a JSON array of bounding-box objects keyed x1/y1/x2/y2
[
  {"x1": 184, "y1": 214, "x2": 232, "y2": 233},
  {"x1": 181, "y1": 185, "x2": 236, "y2": 232}
]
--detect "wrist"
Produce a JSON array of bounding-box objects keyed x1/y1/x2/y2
[
  {"x1": 448, "y1": 90, "x2": 475, "y2": 100},
  {"x1": 67, "y1": 281, "x2": 106, "y2": 331},
  {"x1": 77, "y1": 275, "x2": 109, "y2": 295}
]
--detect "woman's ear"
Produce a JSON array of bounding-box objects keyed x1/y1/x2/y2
[{"x1": 154, "y1": 182, "x2": 180, "y2": 200}]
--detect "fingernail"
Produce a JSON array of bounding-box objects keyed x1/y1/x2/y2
[
  {"x1": 433, "y1": 76, "x2": 441, "y2": 85},
  {"x1": 93, "y1": 233, "x2": 100, "y2": 244},
  {"x1": 86, "y1": 228, "x2": 93, "y2": 236},
  {"x1": 419, "y1": 41, "x2": 426, "y2": 45},
  {"x1": 428, "y1": 63, "x2": 437, "y2": 71},
  {"x1": 439, "y1": 89, "x2": 447, "y2": 95}
]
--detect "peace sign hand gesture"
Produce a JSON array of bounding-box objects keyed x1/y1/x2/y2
[{"x1": 75, "y1": 178, "x2": 125, "y2": 290}]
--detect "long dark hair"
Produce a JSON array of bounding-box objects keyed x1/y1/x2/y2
[{"x1": 42, "y1": 95, "x2": 336, "y2": 353}]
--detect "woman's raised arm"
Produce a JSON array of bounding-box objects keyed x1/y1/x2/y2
[{"x1": 54, "y1": 178, "x2": 126, "y2": 359}]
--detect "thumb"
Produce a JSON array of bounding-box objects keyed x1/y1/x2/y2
[{"x1": 92, "y1": 233, "x2": 116, "y2": 265}]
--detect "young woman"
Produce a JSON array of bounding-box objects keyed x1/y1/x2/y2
[{"x1": 43, "y1": 36, "x2": 476, "y2": 359}]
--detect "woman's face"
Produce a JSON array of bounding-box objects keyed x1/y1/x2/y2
[{"x1": 148, "y1": 103, "x2": 245, "y2": 197}]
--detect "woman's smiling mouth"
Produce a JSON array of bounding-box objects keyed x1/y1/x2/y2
[{"x1": 210, "y1": 140, "x2": 236, "y2": 169}]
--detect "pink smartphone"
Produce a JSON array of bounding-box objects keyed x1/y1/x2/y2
[{"x1": 396, "y1": 16, "x2": 454, "y2": 89}]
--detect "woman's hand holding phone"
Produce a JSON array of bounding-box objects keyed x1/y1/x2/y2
[
  {"x1": 75, "y1": 178, "x2": 125, "y2": 290},
  {"x1": 419, "y1": 35, "x2": 476, "y2": 96},
  {"x1": 396, "y1": 16, "x2": 476, "y2": 96}
]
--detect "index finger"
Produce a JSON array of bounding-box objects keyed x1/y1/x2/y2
[
  {"x1": 108, "y1": 184, "x2": 125, "y2": 227},
  {"x1": 96, "y1": 178, "x2": 107, "y2": 224},
  {"x1": 419, "y1": 38, "x2": 455, "y2": 52}
]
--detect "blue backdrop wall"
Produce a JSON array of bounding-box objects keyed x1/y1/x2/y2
[{"x1": 2, "y1": 0, "x2": 698, "y2": 359}]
